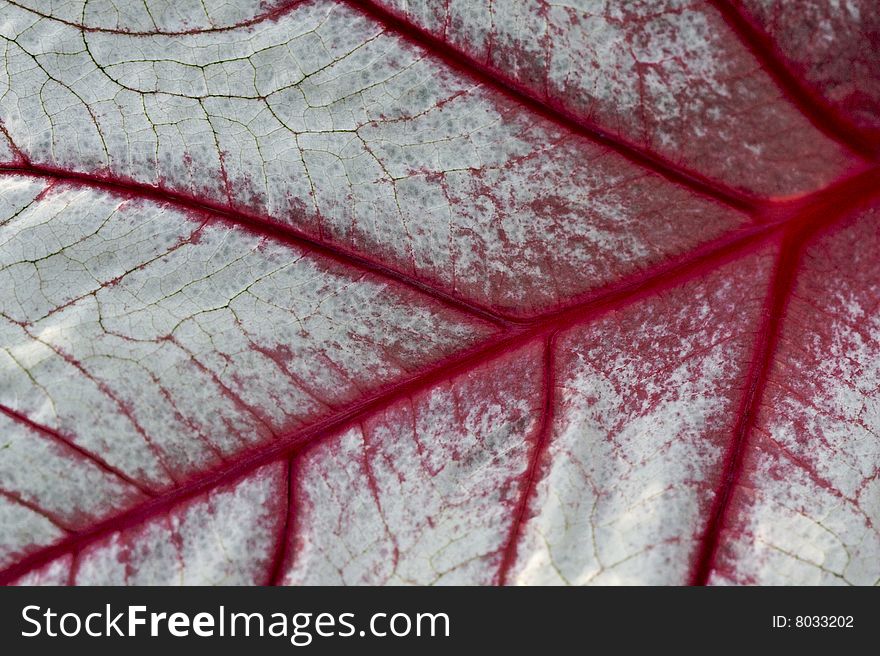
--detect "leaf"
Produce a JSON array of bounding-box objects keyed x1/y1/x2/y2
[
  {"x1": 733, "y1": 0, "x2": 880, "y2": 144},
  {"x1": 0, "y1": 0, "x2": 877, "y2": 586}
]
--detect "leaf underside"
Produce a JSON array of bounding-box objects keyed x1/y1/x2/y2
[{"x1": 0, "y1": 0, "x2": 879, "y2": 586}]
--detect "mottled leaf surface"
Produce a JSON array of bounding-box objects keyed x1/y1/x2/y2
[{"x1": 0, "y1": 0, "x2": 878, "y2": 585}]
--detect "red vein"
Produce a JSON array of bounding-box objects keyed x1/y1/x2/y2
[
  {"x1": 0, "y1": 222, "x2": 782, "y2": 586},
  {"x1": 66, "y1": 553, "x2": 79, "y2": 585},
  {"x1": 689, "y1": 231, "x2": 798, "y2": 585},
  {"x1": 2, "y1": 145, "x2": 879, "y2": 591},
  {"x1": 10, "y1": 0, "x2": 768, "y2": 212},
  {"x1": 6, "y1": 0, "x2": 867, "y2": 209},
  {"x1": 266, "y1": 457, "x2": 295, "y2": 586},
  {"x1": 0, "y1": 404, "x2": 154, "y2": 496},
  {"x1": 0, "y1": 333, "x2": 516, "y2": 585},
  {"x1": 351, "y1": 0, "x2": 760, "y2": 213},
  {"x1": 2, "y1": 163, "x2": 875, "y2": 333},
  {"x1": 496, "y1": 333, "x2": 557, "y2": 586},
  {"x1": 689, "y1": 168, "x2": 880, "y2": 584},
  {"x1": 2, "y1": 162, "x2": 879, "y2": 584},
  {"x1": 710, "y1": 0, "x2": 878, "y2": 160},
  {"x1": 0, "y1": 121, "x2": 28, "y2": 163},
  {"x1": 0, "y1": 488, "x2": 72, "y2": 533},
  {"x1": 0, "y1": 163, "x2": 511, "y2": 329}
]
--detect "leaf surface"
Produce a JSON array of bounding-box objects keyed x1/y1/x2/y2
[
  {"x1": 0, "y1": 0, "x2": 878, "y2": 585},
  {"x1": 734, "y1": 0, "x2": 880, "y2": 144}
]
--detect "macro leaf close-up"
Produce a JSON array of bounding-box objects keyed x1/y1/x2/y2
[{"x1": 0, "y1": 0, "x2": 879, "y2": 587}]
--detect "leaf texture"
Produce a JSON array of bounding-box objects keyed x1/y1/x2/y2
[{"x1": 0, "y1": 0, "x2": 878, "y2": 586}]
